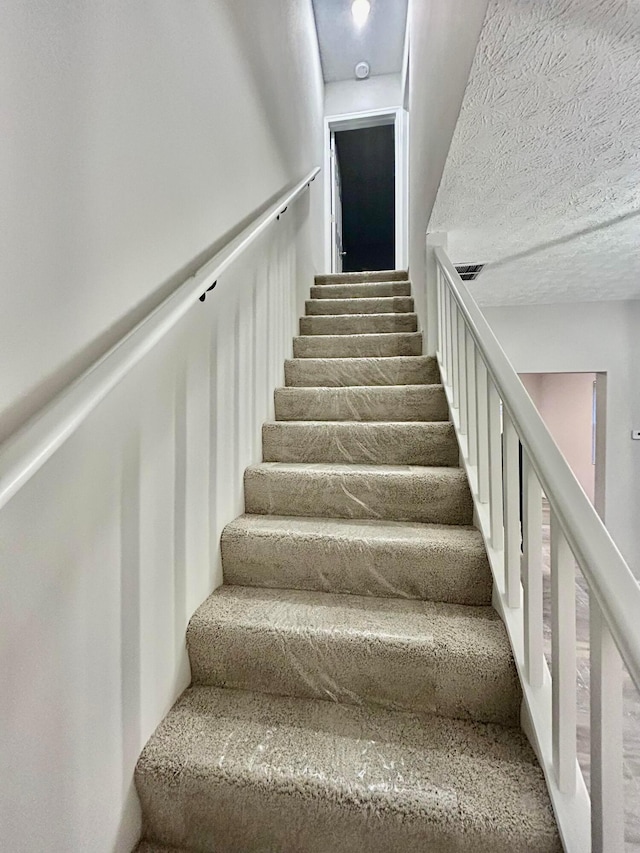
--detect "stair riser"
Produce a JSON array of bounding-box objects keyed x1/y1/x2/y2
[
  {"x1": 222, "y1": 521, "x2": 492, "y2": 606},
  {"x1": 274, "y1": 386, "x2": 448, "y2": 422},
  {"x1": 284, "y1": 356, "x2": 439, "y2": 387},
  {"x1": 315, "y1": 270, "x2": 408, "y2": 285},
  {"x1": 244, "y1": 467, "x2": 473, "y2": 525},
  {"x1": 293, "y1": 333, "x2": 422, "y2": 358},
  {"x1": 188, "y1": 620, "x2": 520, "y2": 727},
  {"x1": 300, "y1": 314, "x2": 417, "y2": 335},
  {"x1": 262, "y1": 422, "x2": 458, "y2": 465},
  {"x1": 305, "y1": 297, "x2": 414, "y2": 315},
  {"x1": 137, "y1": 769, "x2": 525, "y2": 853},
  {"x1": 310, "y1": 282, "x2": 411, "y2": 299}
]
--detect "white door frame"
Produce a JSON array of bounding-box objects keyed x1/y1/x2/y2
[
  {"x1": 323, "y1": 107, "x2": 409, "y2": 273},
  {"x1": 329, "y1": 131, "x2": 344, "y2": 273}
]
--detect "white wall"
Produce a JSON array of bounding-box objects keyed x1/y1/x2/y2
[
  {"x1": 324, "y1": 73, "x2": 402, "y2": 116},
  {"x1": 520, "y1": 372, "x2": 596, "y2": 503},
  {"x1": 0, "y1": 0, "x2": 323, "y2": 443},
  {"x1": 407, "y1": 0, "x2": 489, "y2": 324},
  {"x1": 484, "y1": 301, "x2": 640, "y2": 578},
  {"x1": 0, "y1": 2, "x2": 324, "y2": 851}
]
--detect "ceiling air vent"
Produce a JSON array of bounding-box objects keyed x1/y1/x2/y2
[{"x1": 455, "y1": 263, "x2": 484, "y2": 281}]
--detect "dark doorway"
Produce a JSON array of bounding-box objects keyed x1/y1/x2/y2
[{"x1": 334, "y1": 125, "x2": 395, "y2": 272}]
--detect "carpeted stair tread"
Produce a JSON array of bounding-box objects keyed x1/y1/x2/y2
[
  {"x1": 310, "y1": 281, "x2": 411, "y2": 299},
  {"x1": 134, "y1": 265, "x2": 560, "y2": 850},
  {"x1": 244, "y1": 462, "x2": 473, "y2": 525},
  {"x1": 262, "y1": 421, "x2": 458, "y2": 465},
  {"x1": 135, "y1": 686, "x2": 562, "y2": 853},
  {"x1": 300, "y1": 312, "x2": 418, "y2": 335},
  {"x1": 305, "y1": 296, "x2": 414, "y2": 315},
  {"x1": 293, "y1": 331, "x2": 422, "y2": 358},
  {"x1": 284, "y1": 355, "x2": 439, "y2": 387},
  {"x1": 315, "y1": 269, "x2": 408, "y2": 284},
  {"x1": 222, "y1": 514, "x2": 492, "y2": 605},
  {"x1": 274, "y1": 385, "x2": 448, "y2": 422},
  {"x1": 187, "y1": 586, "x2": 520, "y2": 725}
]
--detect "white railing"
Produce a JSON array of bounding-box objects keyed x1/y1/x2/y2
[
  {"x1": 434, "y1": 246, "x2": 640, "y2": 853},
  {"x1": 0, "y1": 167, "x2": 320, "y2": 511}
]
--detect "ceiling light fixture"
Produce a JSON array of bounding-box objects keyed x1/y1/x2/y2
[{"x1": 351, "y1": 0, "x2": 371, "y2": 27}]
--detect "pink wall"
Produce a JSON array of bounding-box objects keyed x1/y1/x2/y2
[{"x1": 520, "y1": 372, "x2": 596, "y2": 503}]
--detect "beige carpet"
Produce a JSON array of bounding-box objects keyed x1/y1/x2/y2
[{"x1": 134, "y1": 270, "x2": 561, "y2": 852}]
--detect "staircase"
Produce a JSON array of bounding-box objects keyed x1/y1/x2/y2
[{"x1": 135, "y1": 271, "x2": 561, "y2": 853}]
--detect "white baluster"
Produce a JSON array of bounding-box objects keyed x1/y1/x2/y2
[
  {"x1": 440, "y1": 267, "x2": 446, "y2": 366},
  {"x1": 550, "y1": 510, "x2": 577, "y2": 794},
  {"x1": 465, "y1": 330, "x2": 477, "y2": 467},
  {"x1": 436, "y1": 266, "x2": 443, "y2": 361},
  {"x1": 443, "y1": 285, "x2": 451, "y2": 388},
  {"x1": 487, "y1": 379, "x2": 504, "y2": 550},
  {"x1": 446, "y1": 288, "x2": 454, "y2": 394},
  {"x1": 522, "y1": 451, "x2": 543, "y2": 688},
  {"x1": 590, "y1": 596, "x2": 624, "y2": 853},
  {"x1": 475, "y1": 357, "x2": 489, "y2": 503},
  {"x1": 503, "y1": 412, "x2": 520, "y2": 608},
  {"x1": 458, "y1": 314, "x2": 468, "y2": 436},
  {"x1": 451, "y1": 301, "x2": 459, "y2": 408}
]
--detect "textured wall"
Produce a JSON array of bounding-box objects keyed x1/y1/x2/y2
[{"x1": 430, "y1": 0, "x2": 640, "y2": 305}]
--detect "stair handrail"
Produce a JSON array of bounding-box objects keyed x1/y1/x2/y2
[
  {"x1": 0, "y1": 167, "x2": 320, "y2": 511},
  {"x1": 434, "y1": 246, "x2": 640, "y2": 691},
  {"x1": 434, "y1": 243, "x2": 640, "y2": 850}
]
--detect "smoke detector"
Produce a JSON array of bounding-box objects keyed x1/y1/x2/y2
[{"x1": 355, "y1": 61, "x2": 370, "y2": 80}]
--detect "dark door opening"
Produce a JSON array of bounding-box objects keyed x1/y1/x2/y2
[{"x1": 334, "y1": 124, "x2": 395, "y2": 272}]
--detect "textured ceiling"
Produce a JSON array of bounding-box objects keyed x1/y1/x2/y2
[
  {"x1": 429, "y1": 0, "x2": 640, "y2": 306},
  {"x1": 311, "y1": 0, "x2": 408, "y2": 83}
]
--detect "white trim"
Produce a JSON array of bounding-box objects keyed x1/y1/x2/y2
[
  {"x1": 323, "y1": 108, "x2": 408, "y2": 272},
  {"x1": 0, "y1": 168, "x2": 320, "y2": 511},
  {"x1": 395, "y1": 108, "x2": 409, "y2": 269},
  {"x1": 401, "y1": 2, "x2": 410, "y2": 111}
]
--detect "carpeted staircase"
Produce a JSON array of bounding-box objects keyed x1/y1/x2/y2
[{"x1": 135, "y1": 271, "x2": 562, "y2": 853}]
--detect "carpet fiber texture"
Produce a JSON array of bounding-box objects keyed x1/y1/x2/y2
[{"x1": 135, "y1": 270, "x2": 561, "y2": 852}]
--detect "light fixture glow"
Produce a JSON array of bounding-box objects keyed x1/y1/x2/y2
[{"x1": 351, "y1": 0, "x2": 371, "y2": 27}]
